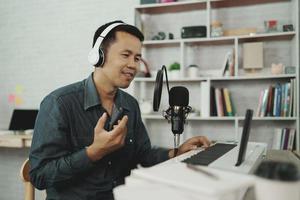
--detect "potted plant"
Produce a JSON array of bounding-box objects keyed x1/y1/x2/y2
[{"x1": 168, "y1": 62, "x2": 180, "y2": 79}]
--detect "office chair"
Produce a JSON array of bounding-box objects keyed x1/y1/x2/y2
[{"x1": 20, "y1": 158, "x2": 35, "y2": 200}]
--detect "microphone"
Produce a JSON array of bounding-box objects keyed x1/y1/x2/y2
[
  {"x1": 152, "y1": 65, "x2": 191, "y2": 157},
  {"x1": 164, "y1": 86, "x2": 191, "y2": 156}
]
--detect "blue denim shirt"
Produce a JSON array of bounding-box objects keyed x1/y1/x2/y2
[{"x1": 29, "y1": 73, "x2": 169, "y2": 200}]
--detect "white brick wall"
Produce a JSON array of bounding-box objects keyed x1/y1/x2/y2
[
  {"x1": 0, "y1": 0, "x2": 138, "y2": 199},
  {"x1": 0, "y1": 0, "x2": 138, "y2": 129}
]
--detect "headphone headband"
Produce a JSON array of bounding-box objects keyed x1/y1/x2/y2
[
  {"x1": 88, "y1": 22, "x2": 126, "y2": 66},
  {"x1": 93, "y1": 22, "x2": 126, "y2": 50}
]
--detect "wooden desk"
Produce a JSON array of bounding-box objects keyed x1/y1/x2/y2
[{"x1": 0, "y1": 134, "x2": 32, "y2": 148}]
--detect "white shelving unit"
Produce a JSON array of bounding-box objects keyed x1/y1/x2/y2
[{"x1": 133, "y1": 0, "x2": 299, "y2": 150}]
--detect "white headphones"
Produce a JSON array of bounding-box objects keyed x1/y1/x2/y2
[{"x1": 88, "y1": 22, "x2": 126, "y2": 67}]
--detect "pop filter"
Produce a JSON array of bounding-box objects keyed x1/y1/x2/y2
[{"x1": 153, "y1": 65, "x2": 170, "y2": 111}]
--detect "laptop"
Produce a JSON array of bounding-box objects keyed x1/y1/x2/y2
[
  {"x1": 8, "y1": 109, "x2": 38, "y2": 131},
  {"x1": 179, "y1": 109, "x2": 266, "y2": 173}
]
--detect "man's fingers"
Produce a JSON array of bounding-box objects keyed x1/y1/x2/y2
[
  {"x1": 95, "y1": 113, "x2": 107, "y2": 131},
  {"x1": 198, "y1": 136, "x2": 211, "y2": 147},
  {"x1": 111, "y1": 115, "x2": 128, "y2": 136}
]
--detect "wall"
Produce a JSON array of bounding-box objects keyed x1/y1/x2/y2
[{"x1": 0, "y1": 0, "x2": 138, "y2": 199}]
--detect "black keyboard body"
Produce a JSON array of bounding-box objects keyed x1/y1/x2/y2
[{"x1": 182, "y1": 143, "x2": 237, "y2": 166}]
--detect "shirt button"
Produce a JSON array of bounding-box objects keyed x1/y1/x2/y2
[
  {"x1": 108, "y1": 161, "x2": 112, "y2": 165},
  {"x1": 113, "y1": 180, "x2": 117, "y2": 186}
]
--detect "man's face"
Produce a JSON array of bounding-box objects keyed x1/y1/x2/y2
[{"x1": 101, "y1": 31, "x2": 142, "y2": 89}]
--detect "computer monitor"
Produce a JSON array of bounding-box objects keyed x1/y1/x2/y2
[
  {"x1": 8, "y1": 109, "x2": 39, "y2": 131},
  {"x1": 235, "y1": 109, "x2": 253, "y2": 166}
]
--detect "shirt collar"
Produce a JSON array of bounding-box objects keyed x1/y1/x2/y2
[
  {"x1": 84, "y1": 73, "x2": 100, "y2": 110},
  {"x1": 84, "y1": 73, "x2": 130, "y2": 111}
]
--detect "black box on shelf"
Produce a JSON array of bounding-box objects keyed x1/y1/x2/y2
[{"x1": 181, "y1": 26, "x2": 207, "y2": 38}]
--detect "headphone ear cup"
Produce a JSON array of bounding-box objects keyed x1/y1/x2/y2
[{"x1": 88, "y1": 48, "x2": 100, "y2": 66}]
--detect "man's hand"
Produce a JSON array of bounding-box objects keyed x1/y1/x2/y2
[
  {"x1": 168, "y1": 136, "x2": 211, "y2": 158},
  {"x1": 86, "y1": 113, "x2": 128, "y2": 162}
]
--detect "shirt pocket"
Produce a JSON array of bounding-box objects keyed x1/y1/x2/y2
[{"x1": 124, "y1": 131, "x2": 134, "y2": 153}]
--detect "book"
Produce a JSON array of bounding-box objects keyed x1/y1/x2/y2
[
  {"x1": 266, "y1": 85, "x2": 274, "y2": 116},
  {"x1": 273, "y1": 86, "x2": 278, "y2": 117},
  {"x1": 280, "y1": 128, "x2": 286, "y2": 150},
  {"x1": 272, "y1": 128, "x2": 283, "y2": 150},
  {"x1": 201, "y1": 81, "x2": 210, "y2": 117},
  {"x1": 215, "y1": 88, "x2": 224, "y2": 117},
  {"x1": 283, "y1": 128, "x2": 290, "y2": 150},
  {"x1": 289, "y1": 79, "x2": 294, "y2": 117},
  {"x1": 293, "y1": 79, "x2": 297, "y2": 117},
  {"x1": 220, "y1": 88, "x2": 227, "y2": 116},
  {"x1": 228, "y1": 50, "x2": 235, "y2": 76},
  {"x1": 210, "y1": 86, "x2": 217, "y2": 116},
  {"x1": 223, "y1": 88, "x2": 234, "y2": 116},
  {"x1": 283, "y1": 83, "x2": 291, "y2": 117},
  {"x1": 256, "y1": 90, "x2": 264, "y2": 117},
  {"x1": 275, "y1": 84, "x2": 282, "y2": 117},
  {"x1": 287, "y1": 128, "x2": 296, "y2": 150},
  {"x1": 260, "y1": 89, "x2": 269, "y2": 117}
]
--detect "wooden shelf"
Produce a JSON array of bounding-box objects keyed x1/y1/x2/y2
[
  {"x1": 142, "y1": 31, "x2": 296, "y2": 46},
  {"x1": 134, "y1": 74, "x2": 296, "y2": 82},
  {"x1": 142, "y1": 115, "x2": 297, "y2": 121}
]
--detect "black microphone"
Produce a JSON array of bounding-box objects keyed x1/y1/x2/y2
[
  {"x1": 169, "y1": 86, "x2": 189, "y2": 134},
  {"x1": 165, "y1": 86, "x2": 191, "y2": 156}
]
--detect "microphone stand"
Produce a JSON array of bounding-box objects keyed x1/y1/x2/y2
[{"x1": 160, "y1": 66, "x2": 180, "y2": 157}]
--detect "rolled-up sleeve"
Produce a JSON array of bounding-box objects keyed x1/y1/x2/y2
[{"x1": 29, "y1": 94, "x2": 94, "y2": 190}]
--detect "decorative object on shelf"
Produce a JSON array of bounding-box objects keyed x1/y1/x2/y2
[
  {"x1": 151, "y1": 31, "x2": 166, "y2": 40},
  {"x1": 220, "y1": 50, "x2": 235, "y2": 77},
  {"x1": 271, "y1": 63, "x2": 284, "y2": 75},
  {"x1": 284, "y1": 66, "x2": 296, "y2": 74},
  {"x1": 181, "y1": 26, "x2": 207, "y2": 38},
  {"x1": 264, "y1": 20, "x2": 278, "y2": 32},
  {"x1": 168, "y1": 62, "x2": 180, "y2": 79},
  {"x1": 223, "y1": 27, "x2": 257, "y2": 36},
  {"x1": 189, "y1": 108, "x2": 200, "y2": 117},
  {"x1": 187, "y1": 64, "x2": 199, "y2": 78},
  {"x1": 160, "y1": 0, "x2": 176, "y2": 3},
  {"x1": 168, "y1": 33, "x2": 174, "y2": 39},
  {"x1": 211, "y1": 20, "x2": 223, "y2": 37},
  {"x1": 140, "y1": 0, "x2": 157, "y2": 4},
  {"x1": 243, "y1": 42, "x2": 263, "y2": 73},
  {"x1": 283, "y1": 24, "x2": 294, "y2": 32}
]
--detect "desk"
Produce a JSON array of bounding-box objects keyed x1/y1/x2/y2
[
  {"x1": 114, "y1": 149, "x2": 299, "y2": 200},
  {"x1": 0, "y1": 134, "x2": 32, "y2": 148}
]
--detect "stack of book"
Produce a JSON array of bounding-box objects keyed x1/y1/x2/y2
[
  {"x1": 256, "y1": 79, "x2": 296, "y2": 117},
  {"x1": 210, "y1": 87, "x2": 235, "y2": 117},
  {"x1": 272, "y1": 128, "x2": 296, "y2": 150}
]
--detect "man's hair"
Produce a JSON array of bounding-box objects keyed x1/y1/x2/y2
[{"x1": 92, "y1": 20, "x2": 144, "y2": 59}]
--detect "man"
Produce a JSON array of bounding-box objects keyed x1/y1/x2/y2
[{"x1": 29, "y1": 20, "x2": 210, "y2": 200}]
